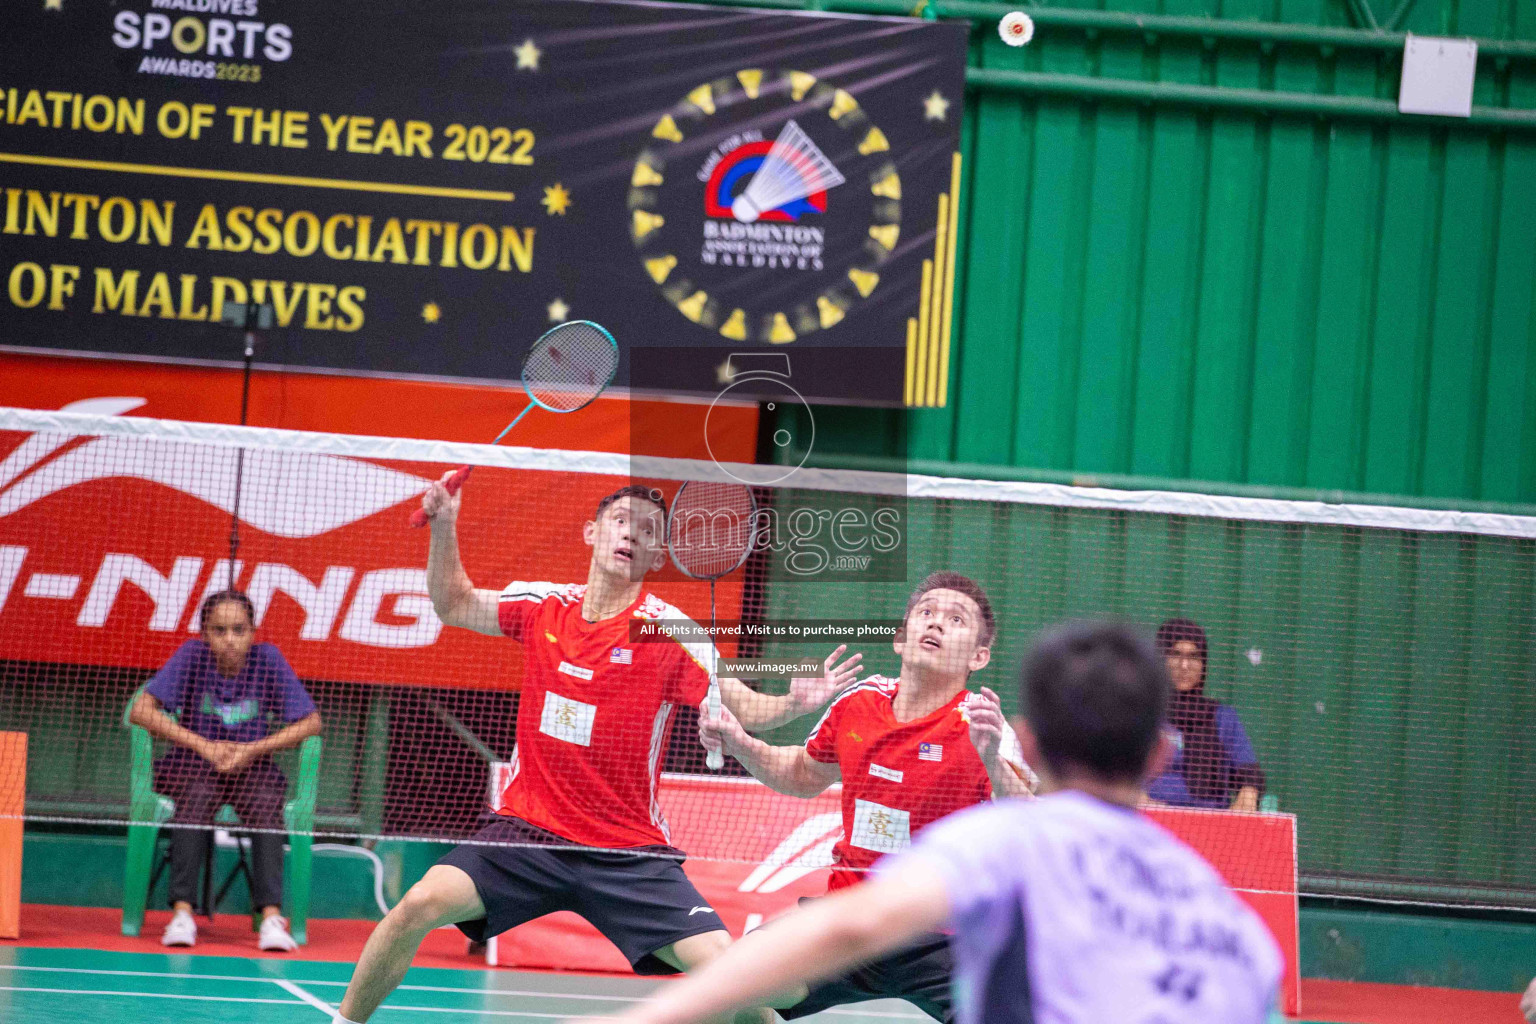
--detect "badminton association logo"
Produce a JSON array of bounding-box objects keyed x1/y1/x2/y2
[
  {"x1": 629, "y1": 69, "x2": 902, "y2": 345},
  {"x1": 701, "y1": 120, "x2": 841, "y2": 231}
]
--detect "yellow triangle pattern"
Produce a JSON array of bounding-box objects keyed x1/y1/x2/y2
[
  {"x1": 736, "y1": 69, "x2": 763, "y2": 100},
  {"x1": 688, "y1": 84, "x2": 715, "y2": 116},
  {"x1": 768, "y1": 312, "x2": 796, "y2": 343},
  {"x1": 828, "y1": 89, "x2": 858, "y2": 120},
  {"x1": 871, "y1": 172, "x2": 902, "y2": 200},
  {"x1": 677, "y1": 290, "x2": 708, "y2": 322},
  {"x1": 817, "y1": 296, "x2": 846, "y2": 329},
  {"x1": 652, "y1": 115, "x2": 683, "y2": 143},
  {"x1": 789, "y1": 71, "x2": 817, "y2": 101},
  {"x1": 858, "y1": 127, "x2": 889, "y2": 155},
  {"x1": 719, "y1": 308, "x2": 747, "y2": 340},
  {"x1": 848, "y1": 268, "x2": 879, "y2": 297},
  {"x1": 868, "y1": 224, "x2": 899, "y2": 251},
  {"x1": 631, "y1": 162, "x2": 664, "y2": 188},
  {"x1": 644, "y1": 254, "x2": 677, "y2": 284},
  {"x1": 632, "y1": 209, "x2": 664, "y2": 239}
]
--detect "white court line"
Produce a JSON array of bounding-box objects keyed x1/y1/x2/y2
[
  {"x1": 0, "y1": 963, "x2": 630, "y2": 1000},
  {"x1": 276, "y1": 977, "x2": 338, "y2": 1015},
  {"x1": 0, "y1": 964, "x2": 924, "y2": 1019},
  {"x1": 0, "y1": 983, "x2": 302, "y2": 1005}
]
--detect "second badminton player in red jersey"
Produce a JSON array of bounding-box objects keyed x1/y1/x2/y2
[
  {"x1": 700, "y1": 571, "x2": 1035, "y2": 1023},
  {"x1": 334, "y1": 481, "x2": 858, "y2": 1024}
]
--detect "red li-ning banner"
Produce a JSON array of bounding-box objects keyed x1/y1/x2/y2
[{"x1": 0, "y1": 427, "x2": 742, "y2": 689}]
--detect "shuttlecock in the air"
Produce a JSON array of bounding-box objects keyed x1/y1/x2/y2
[
  {"x1": 732, "y1": 119, "x2": 846, "y2": 223},
  {"x1": 999, "y1": 11, "x2": 1034, "y2": 46}
]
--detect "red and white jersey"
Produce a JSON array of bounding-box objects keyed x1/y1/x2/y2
[
  {"x1": 494, "y1": 581, "x2": 713, "y2": 849},
  {"x1": 806, "y1": 675, "x2": 1032, "y2": 891}
]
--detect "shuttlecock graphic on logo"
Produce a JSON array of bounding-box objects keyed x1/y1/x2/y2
[{"x1": 731, "y1": 120, "x2": 846, "y2": 223}]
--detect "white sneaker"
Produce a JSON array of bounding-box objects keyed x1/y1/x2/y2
[
  {"x1": 161, "y1": 909, "x2": 197, "y2": 947},
  {"x1": 258, "y1": 915, "x2": 299, "y2": 952}
]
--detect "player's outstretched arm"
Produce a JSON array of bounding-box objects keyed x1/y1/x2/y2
[
  {"x1": 718, "y1": 645, "x2": 863, "y2": 731},
  {"x1": 585, "y1": 866, "x2": 948, "y2": 1024},
  {"x1": 699, "y1": 704, "x2": 839, "y2": 798},
  {"x1": 422, "y1": 470, "x2": 502, "y2": 637}
]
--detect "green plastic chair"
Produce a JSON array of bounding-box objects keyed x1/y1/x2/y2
[
  {"x1": 120, "y1": 689, "x2": 321, "y2": 944},
  {"x1": 1260, "y1": 794, "x2": 1279, "y2": 813}
]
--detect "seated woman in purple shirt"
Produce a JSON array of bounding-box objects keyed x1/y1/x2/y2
[
  {"x1": 1145, "y1": 618, "x2": 1266, "y2": 812},
  {"x1": 128, "y1": 590, "x2": 322, "y2": 952}
]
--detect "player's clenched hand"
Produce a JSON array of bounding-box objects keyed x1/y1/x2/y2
[
  {"x1": 419, "y1": 470, "x2": 463, "y2": 525},
  {"x1": 964, "y1": 686, "x2": 1007, "y2": 768},
  {"x1": 788, "y1": 644, "x2": 863, "y2": 714},
  {"x1": 698, "y1": 700, "x2": 749, "y2": 760}
]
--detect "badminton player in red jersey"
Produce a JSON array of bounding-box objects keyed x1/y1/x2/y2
[
  {"x1": 334, "y1": 481, "x2": 858, "y2": 1024},
  {"x1": 699, "y1": 571, "x2": 1035, "y2": 1023}
]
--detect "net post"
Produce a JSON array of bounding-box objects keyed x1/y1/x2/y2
[{"x1": 0, "y1": 731, "x2": 26, "y2": 939}]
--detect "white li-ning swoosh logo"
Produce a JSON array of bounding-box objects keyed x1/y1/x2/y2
[
  {"x1": 736, "y1": 811, "x2": 842, "y2": 895},
  {"x1": 0, "y1": 398, "x2": 432, "y2": 539}
]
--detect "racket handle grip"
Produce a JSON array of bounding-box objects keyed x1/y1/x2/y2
[
  {"x1": 409, "y1": 465, "x2": 474, "y2": 528},
  {"x1": 704, "y1": 683, "x2": 724, "y2": 771}
]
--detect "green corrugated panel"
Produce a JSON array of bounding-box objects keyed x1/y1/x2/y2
[{"x1": 746, "y1": 0, "x2": 1536, "y2": 503}]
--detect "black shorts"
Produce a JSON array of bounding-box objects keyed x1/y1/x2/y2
[
  {"x1": 436, "y1": 815, "x2": 727, "y2": 975},
  {"x1": 779, "y1": 928, "x2": 955, "y2": 1023}
]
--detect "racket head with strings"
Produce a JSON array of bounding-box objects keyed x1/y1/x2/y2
[
  {"x1": 521, "y1": 320, "x2": 619, "y2": 414},
  {"x1": 667, "y1": 480, "x2": 758, "y2": 770},
  {"x1": 666, "y1": 480, "x2": 758, "y2": 581},
  {"x1": 409, "y1": 320, "x2": 619, "y2": 528}
]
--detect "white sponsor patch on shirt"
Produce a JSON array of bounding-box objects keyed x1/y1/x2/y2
[
  {"x1": 540, "y1": 691, "x2": 597, "y2": 747},
  {"x1": 868, "y1": 763, "x2": 904, "y2": 783},
  {"x1": 849, "y1": 798, "x2": 911, "y2": 854},
  {"x1": 558, "y1": 660, "x2": 594, "y2": 680}
]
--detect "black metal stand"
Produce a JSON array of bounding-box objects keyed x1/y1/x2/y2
[{"x1": 219, "y1": 301, "x2": 272, "y2": 593}]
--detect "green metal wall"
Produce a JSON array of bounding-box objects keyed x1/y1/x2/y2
[
  {"x1": 700, "y1": 0, "x2": 1536, "y2": 901},
  {"x1": 748, "y1": 0, "x2": 1536, "y2": 505}
]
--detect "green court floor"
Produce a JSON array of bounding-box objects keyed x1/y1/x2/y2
[{"x1": 0, "y1": 945, "x2": 926, "y2": 1023}]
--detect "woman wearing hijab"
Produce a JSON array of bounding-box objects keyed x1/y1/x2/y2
[{"x1": 1145, "y1": 618, "x2": 1265, "y2": 811}]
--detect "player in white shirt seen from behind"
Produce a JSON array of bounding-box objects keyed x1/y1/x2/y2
[{"x1": 587, "y1": 620, "x2": 1283, "y2": 1024}]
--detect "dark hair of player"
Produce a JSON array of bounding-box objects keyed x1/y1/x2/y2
[
  {"x1": 901, "y1": 570, "x2": 996, "y2": 647},
  {"x1": 198, "y1": 589, "x2": 255, "y2": 630},
  {"x1": 1020, "y1": 621, "x2": 1169, "y2": 780},
  {"x1": 594, "y1": 484, "x2": 666, "y2": 522}
]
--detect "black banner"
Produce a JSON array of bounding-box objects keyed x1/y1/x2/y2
[{"x1": 0, "y1": 0, "x2": 967, "y2": 405}]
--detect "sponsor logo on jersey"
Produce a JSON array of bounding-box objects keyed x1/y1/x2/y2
[
  {"x1": 539, "y1": 691, "x2": 597, "y2": 747},
  {"x1": 868, "y1": 762, "x2": 903, "y2": 783},
  {"x1": 847, "y1": 730, "x2": 863, "y2": 742},
  {"x1": 545, "y1": 631, "x2": 559, "y2": 643},
  {"x1": 557, "y1": 660, "x2": 594, "y2": 680},
  {"x1": 918, "y1": 742, "x2": 943, "y2": 762},
  {"x1": 849, "y1": 798, "x2": 911, "y2": 854}
]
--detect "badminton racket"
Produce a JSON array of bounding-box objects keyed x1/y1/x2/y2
[
  {"x1": 410, "y1": 320, "x2": 619, "y2": 527},
  {"x1": 667, "y1": 480, "x2": 758, "y2": 770}
]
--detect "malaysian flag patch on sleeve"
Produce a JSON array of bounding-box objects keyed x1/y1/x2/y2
[
  {"x1": 610, "y1": 647, "x2": 633, "y2": 664},
  {"x1": 918, "y1": 742, "x2": 943, "y2": 762}
]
